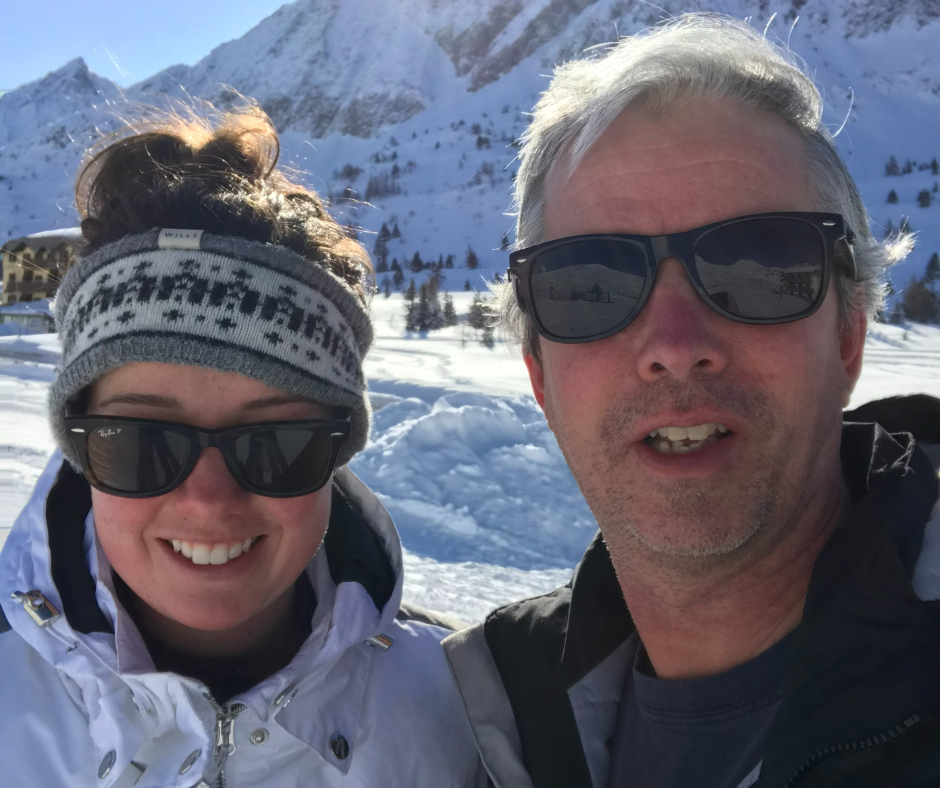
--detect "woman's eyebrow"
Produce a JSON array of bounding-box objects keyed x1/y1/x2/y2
[
  {"x1": 95, "y1": 393, "x2": 312, "y2": 411},
  {"x1": 96, "y1": 393, "x2": 181, "y2": 409},
  {"x1": 241, "y1": 394, "x2": 314, "y2": 412}
]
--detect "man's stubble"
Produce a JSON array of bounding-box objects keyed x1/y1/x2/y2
[{"x1": 545, "y1": 376, "x2": 794, "y2": 575}]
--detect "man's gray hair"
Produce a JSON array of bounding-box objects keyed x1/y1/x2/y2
[{"x1": 498, "y1": 13, "x2": 912, "y2": 361}]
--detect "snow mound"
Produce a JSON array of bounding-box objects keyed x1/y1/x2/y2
[
  {"x1": 351, "y1": 390, "x2": 596, "y2": 569},
  {"x1": 402, "y1": 550, "x2": 572, "y2": 623}
]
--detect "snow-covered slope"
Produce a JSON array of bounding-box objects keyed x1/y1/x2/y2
[{"x1": 2, "y1": 0, "x2": 940, "y2": 296}]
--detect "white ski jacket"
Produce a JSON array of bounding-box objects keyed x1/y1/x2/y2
[{"x1": 0, "y1": 452, "x2": 485, "y2": 788}]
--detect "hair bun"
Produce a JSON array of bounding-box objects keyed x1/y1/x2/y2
[{"x1": 71, "y1": 100, "x2": 373, "y2": 299}]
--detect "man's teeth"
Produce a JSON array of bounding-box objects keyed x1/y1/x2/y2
[
  {"x1": 170, "y1": 538, "x2": 258, "y2": 565},
  {"x1": 645, "y1": 422, "x2": 729, "y2": 454}
]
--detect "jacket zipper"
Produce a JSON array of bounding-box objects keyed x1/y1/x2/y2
[
  {"x1": 783, "y1": 714, "x2": 922, "y2": 787},
  {"x1": 204, "y1": 695, "x2": 246, "y2": 788}
]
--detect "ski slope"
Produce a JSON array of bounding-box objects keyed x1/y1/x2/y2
[{"x1": 1, "y1": 293, "x2": 939, "y2": 622}]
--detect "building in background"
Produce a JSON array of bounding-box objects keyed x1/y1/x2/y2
[
  {"x1": 1, "y1": 228, "x2": 80, "y2": 306},
  {"x1": 0, "y1": 298, "x2": 55, "y2": 335}
]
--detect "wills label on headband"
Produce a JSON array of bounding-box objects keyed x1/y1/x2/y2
[{"x1": 158, "y1": 228, "x2": 204, "y2": 250}]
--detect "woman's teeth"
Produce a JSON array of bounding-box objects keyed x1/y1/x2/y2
[
  {"x1": 170, "y1": 538, "x2": 258, "y2": 565},
  {"x1": 645, "y1": 422, "x2": 729, "y2": 455}
]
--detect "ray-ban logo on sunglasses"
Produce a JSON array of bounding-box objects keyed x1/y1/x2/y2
[{"x1": 96, "y1": 428, "x2": 122, "y2": 438}]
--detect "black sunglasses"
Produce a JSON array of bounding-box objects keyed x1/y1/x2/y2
[
  {"x1": 507, "y1": 212, "x2": 856, "y2": 344},
  {"x1": 64, "y1": 415, "x2": 351, "y2": 498}
]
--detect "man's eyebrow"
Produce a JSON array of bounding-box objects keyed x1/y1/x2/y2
[
  {"x1": 96, "y1": 393, "x2": 181, "y2": 409},
  {"x1": 241, "y1": 394, "x2": 315, "y2": 412}
]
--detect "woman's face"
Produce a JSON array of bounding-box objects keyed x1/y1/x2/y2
[{"x1": 88, "y1": 362, "x2": 335, "y2": 633}]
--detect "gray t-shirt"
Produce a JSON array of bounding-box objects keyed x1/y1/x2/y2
[{"x1": 607, "y1": 632, "x2": 792, "y2": 788}]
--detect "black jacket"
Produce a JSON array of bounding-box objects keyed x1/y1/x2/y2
[{"x1": 444, "y1": 395, "x2": 940, "y2": 788}]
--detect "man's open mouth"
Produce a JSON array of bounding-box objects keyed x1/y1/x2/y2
[{"x1": 642, "y1": 422, "x2": 731, "y2": 455}]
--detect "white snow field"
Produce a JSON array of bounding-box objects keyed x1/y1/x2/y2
[{"x1": 1, "y1": 294, "x2": 939, "y2": 622}]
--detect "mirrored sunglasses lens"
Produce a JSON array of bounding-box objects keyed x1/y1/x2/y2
[
  {"x1": 85, "y1": 424, "x2": 189, "y2": 493},
  {"x1": 233, "y1": 429, "x2": 333, "y2": 493},
  {"x1": 695, "y1": 219, "x2": 825, "y2": 320},
  {"x1": 529, "y1": 239, "x2": 648, "y2": 339}
]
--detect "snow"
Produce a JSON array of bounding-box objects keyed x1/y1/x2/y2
[{"x1": 1, "y1": 295, "x2": 939, "y2": 622}]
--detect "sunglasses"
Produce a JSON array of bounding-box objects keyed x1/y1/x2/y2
[
  {"x1": 64, "y1": 415, "x2": 351, "y2": 498},
  {"x1": 507, "y1": 212, "x2": 856, "y2": 343}
]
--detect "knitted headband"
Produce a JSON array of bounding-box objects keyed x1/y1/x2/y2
[{"x1": 49, "y1": 228, "x2": 374, "y2": 470}]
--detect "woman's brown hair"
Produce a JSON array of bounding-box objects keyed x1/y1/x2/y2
[{"x1": 74, "y1": 100, "x2": 372, "y2": 300}]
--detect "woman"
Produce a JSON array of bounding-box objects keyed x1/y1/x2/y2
[{"x1": 0, "y1": 105, "x2": 483, "y2": 787}]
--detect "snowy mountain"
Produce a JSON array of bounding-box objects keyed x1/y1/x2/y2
[{"x1": 3, "y1": 0, "x2": 940, "y2": 295}]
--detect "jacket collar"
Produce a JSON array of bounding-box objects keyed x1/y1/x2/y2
[
  {"x1": 757, "y1": 423, "x2": 940, "y2": 785},
  {"x1": 0, "y1": 452, "x2": 405, "y2": 781}
]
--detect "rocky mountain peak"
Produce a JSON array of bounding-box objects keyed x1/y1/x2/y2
[{"x1": 0, "y1": 57, "x2": 120, "y2": 147}]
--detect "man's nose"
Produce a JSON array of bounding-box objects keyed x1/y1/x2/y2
[{"x1": 631, "y1": 258, "x2": 730, "y2": 382}]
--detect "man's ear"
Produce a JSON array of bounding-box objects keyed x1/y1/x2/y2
[
  {"x1": 840, "y1": 308, "x2": 867, "y2": 407},
  {"x1": 524, "y1": 353, "x2": 546, "y2": 410}
]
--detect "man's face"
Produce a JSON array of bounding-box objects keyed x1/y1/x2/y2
[{"x1": 527, "y1": 98, "x2": 865, "y2": 561}]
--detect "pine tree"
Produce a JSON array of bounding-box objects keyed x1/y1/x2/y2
[
  {"x1": 900, "y1": 217, "x2": 914, "y2": 236},
  {"x1": 404, "y1": 279, "x2": 418, "y2": 330},
  {"x1": 410, "y1": 252, "x2": 424, "y2": 273},
  {"x1": 391, "y1": 223, "x2": 401, "y2": 238},
  {"x1": 902, "y1": 159, "x2": 914, "y2": 175},
  {"x1": 885, "y1": 155, "x2": 901, "y2": 177},
  {"x1": 377, "y1": 223, "x2": 391, "y2": 242},
  {"x1": 425, "y1": 280, "x2": 445, "y2": 331},
  {"x1": 411, "y1": 281, "x2": 444, "y2": 332},
  {"x1": 468, "y1": 292, "x2": 488, "y2": 330},
  {"x1": 464, "y1": 279, "x2": 471, "y2": 291},
  {"x1": 390, "y1": 258, "x2": 400, "y2": 272},
  {"x1": 465, "y1": 246, "x2": 479, "y2": 270},
  {"x1": 392, "y1": 268, "x2": 404, "y2": 289},
  {"x1": 480, "y1": 323, "x2": 496, "y2": 348},
  {"x1": 917, "y1": 189, "x2": 932, "y2": 208},
  {"x1": 428, "y1": 267, "x2": 445, "y2": 292},
  {"x1": 445, "y1": 254, "x2": 455, "y2": 269},
  {"x1": 902, "y1": 277, "x2": 939, "y2": 323},
  {"x1": 381, "y1": 276, "x2": 392, "y2": 298},
  {"x1": 500, "y1": 233, "x2": 510, "y2": 251},
  {"x1": 443, "y1": 293, "x2": 458, "y2": 326},
  {"x1": 926, "y1": 252, "x2": 940, "y2": 284},
  {"x1": 376, "y1": 258, "x2": 389, "y2": 273},
  {"x1": 887, "y1": 189, "x2": 898, "y2": 204}
]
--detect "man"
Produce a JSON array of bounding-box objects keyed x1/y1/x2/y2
[{"x1": 444, "y1": 14, "x2": 940, "y2": 788}]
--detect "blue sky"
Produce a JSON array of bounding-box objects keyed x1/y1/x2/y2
[{"x1": 1, "y1": 0, "x2": 289, "y2": 90}]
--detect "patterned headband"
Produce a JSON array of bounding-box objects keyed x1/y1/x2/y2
[{"x1": 49, "y1": 228, "x2": 374, "y2": 470}]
